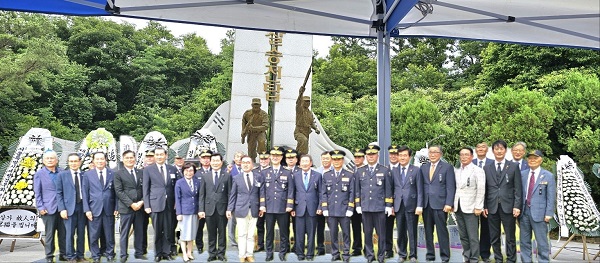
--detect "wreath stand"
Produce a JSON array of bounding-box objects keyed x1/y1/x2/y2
[
  {"x1": 552, "y1": 234, "x2": 595, "y2": 262},
  {"x1": 0, "y1": 238, "x2": 45, "y2": 252}
]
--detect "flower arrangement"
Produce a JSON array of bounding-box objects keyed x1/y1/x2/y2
[
  {"x1": 556, "y1": 155, "x2": 600, "y2": 236},
  {"x1": 0, "y1": 152, "x2": 43, "y2": 206},
  {"x1": 79, "y1": 128, "x2": 117, "y2": 171}
]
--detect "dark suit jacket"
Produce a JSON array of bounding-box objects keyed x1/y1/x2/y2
[
  {"x1": 228, "y1": 171, "x2": 262, "y2": 218},
  {"x1": 483, "y1": 160, "x2": 523, "y2": 214},
  {"x1": 290, "y1": 169, "x2": 322, "y2": 217},
  {"x1": 175, "y1": 177, "x2": 201, "y2": 215},
  {"x1": 392, "y1": 164, "x2": 423, "y2": 212},
  {"x1": 420, "y1": 161, "x2": 456, "y2": 210},
  {"x1": 114, "y1": 168, "x2": 143, "y2": 214},
  {"x1": 199, "y1": 168, "x2": 232, "y2": 216},
  {"x1": 56, "y1": 169, "x2": 81, "y2": 216},
  {"x1": 82, "y1": 168, "x2": 117, "y2": 216},
  {"x1": 142, "y1": 163, "x2": 180, "y2": 213},
  {"x1": 513, "y1": 159, "x2": 530, "y2": 171}
]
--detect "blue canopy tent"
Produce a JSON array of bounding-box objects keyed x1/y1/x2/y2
[{"x1": 2, "y1": 0, "x2": 598, "y2": 163}]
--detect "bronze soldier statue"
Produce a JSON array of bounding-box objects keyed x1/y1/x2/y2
[
  {"x1": 241, "y1": 98, "x2": 269, "y2": 161},
  {"x1": 294, "y1": 84, "x2": 320, "y2": 155}
]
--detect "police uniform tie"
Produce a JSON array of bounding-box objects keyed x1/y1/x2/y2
[
  {"x1": 335, "y1": 171, "x2": 340, "y2": 178},
  {"x1": 526, "y1": 171, "x2": 535, "y2": 207},
  {"x1": 74, "y1": 171, "x2": 81, "y2": 203},
  {"x1": 429, "y1": 163, "x2": 435, "y2": 181},
  {"x1": 369, "y1": 167, "x2": 374, "y2": 175},
  {"x1": 401, "y1": 167, "x2": 406, "y2": 185},
  {"x1": 99, "y1": 170, "x2": 104, "y2": 187}
]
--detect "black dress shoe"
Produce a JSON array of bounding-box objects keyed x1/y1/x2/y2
[
  {"x1": 59, "y1": 256, "x2": 68, "y2": 262},
  {"x1": 298, "y1": 255, "x2": 305, "y2": 261},
  {"x1": 106, "y1": 256, "x2": 115, "y2": 262},
  {"x1": 306, "y1": 257, "x2": 314, "y2": 261},
  {"x1": 154, "y1": 256, "x2": 162, "y2": 262},
  {"x1": 265, "y1": 254, "x2": 274, "y2": 261},
  {"x1": 351, "y1": 251, "x2": 362, "y2": 257},
  {"x1": 331, "y1": 256, "x2": 342, "y2": 261},
  {"x1": 163, "y1": 255, "x2": 175, "y2": 261},
  {"x1": 217, "y1": 255, "x2": 227, "y2": 261},
  {"x1": 207, "y1": 256, "x2": 217, "y2": 262},
  {"x1": 279, "y1": 254, "x2": 287, "y2": 261},
  {"x1": 135, "y1": 255, "x2": 148, "y2": 260},
  {"x1": 386, "y1": 251, "x2": 394, "y2": 258},
  {"x1": 254, "y1": 247, "x2": 265, "y2": 252},
  {"x1": 317, "y1": 251, "x2": 326, "y2": 256},
  {"x1": 170, "y1": 251, "x2": 178, "y2": 257},
  {"x1": 120, "y1": 257, "x2": 127, "y2": 263},
  {"x1": 46, "y1": 258, "x2": 54, "y2": 263}
]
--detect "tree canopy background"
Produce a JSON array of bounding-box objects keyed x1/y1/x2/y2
[{"x1": 1, "y1": 12, "x2": 599, "y2": 202}]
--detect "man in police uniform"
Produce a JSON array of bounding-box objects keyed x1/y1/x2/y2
[
  {"x1": 284, "y1": 148, "x2": 300, "y2": 253},
  {"x1": 322, "y1": 150, "x2": 355, "y2": 262},
  {"x1": 351, "y1": 148, "x2": 365, "y2": 256},
  {"x1": 194, "y1": 149, "x2": 213, "y2": 254},
  {"x1": 355, "y1": 145, "x2": 393, "y2": 263},
  {"x1": 260, "y1": 146, "x2": 294, "y2": 261},
  {"x1": 384, "y1": 145, "x2": 401, "y2": 259},
  {"x1": 254, "y1": 151, "x2": 270, "y2": 252}
]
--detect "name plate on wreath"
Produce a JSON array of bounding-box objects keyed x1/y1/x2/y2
[{"x1": 0, "y1": 207, "x2": 40, "y2": 239}]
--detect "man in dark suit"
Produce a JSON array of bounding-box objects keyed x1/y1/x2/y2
[
  {"x1": 227, "y1": 155, "x2": 264, "y2": 262},
  {"x1": 350, "y1": 148, "x2": 365, "y2": 257},
  {"x1": 355, "y1": 145, "x2": 393, "y2": 263},
  {"x1": 260, "y1": 146, "x2": 294, "y2": 262},
  {"x1": 143, "y1": 147, "x2": 180, "y2": 262},
  {"x1": 198, "y1": 153, "x2": 232, "y2": 262},
  {"x1": 194, "y1": 149, "x2": 213, "y2": 254},
  {"x1": 482, "y1": 140, "x2": 522, "y2": 263},
  {"x1": 511, "y1": 142, "x2": 529, "y2": 171},
  {"x1": 56, "y1": 153, "x2": 87, "y2": 263},
  {"x1": 391, "y1": 146, "x2": 422, "y2": 262},
  {"x1": 289, "y1": 154, "x2": 321, "y2": 261},
  {"x1": 384, "y1": 145, "x2": 400, "y2": 259},
  {"x1": 420, "y1": 145, "x2": 456, "y2": 263},
  {"x1": 472, "y1": 142, "x2": 494, "y2": 262},
  {"x1": 321, "y1": 150, "x2": 354, "y2": 262},
  {"x1": 82, "y1": 152, "x2": 117, "y2": 263},
  {"x1": 34, "y1": 150, "x2": 67, "y2": 263},
  {"x1": 114, "y1": 150, "x2": 147, "y2": 262}
]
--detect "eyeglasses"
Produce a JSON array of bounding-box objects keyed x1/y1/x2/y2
[{"x1": 429, "y1": 151, "x2": 441, "y2": 154}]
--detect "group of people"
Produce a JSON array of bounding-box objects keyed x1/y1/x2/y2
[{"x1": 34, "y1": 139, "x2": 556, "y2": 263}]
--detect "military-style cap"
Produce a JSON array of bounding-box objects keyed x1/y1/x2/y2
[
  {"x1": 259, "y1": 151, "x2": 270, "y2": 159},
  {"x1": 329, "y1": 150, "x2": 346, "y2": 159},
  {"x1": 270, "y1": 146, "x2": 284, "y2": 155},
  {"x1": 353, "y1": 148, "x2": 366, "y2": 157},
  {"x1": 388, "y1": 145, "x2": 400, "y2": 153},
  {"x1": 199, "y1": 149, "x2": 213, "y2": 157},
  {"x1": 365, "y1": 145, "x2": 381, "y2": 154},
  {"x1": 251, "y1": 98, "x2": 262, "y2": 105},
  {"x1": 145, "y1": 150, "x2": 155, "y2": 156},
  {"x1": 302, "y1": 96, "x2": 311, "y2": 101},
  {"x1": 527, "y1": 150, "x2": 544, "y2": 158},
  {"x1": 285, "y1": 148, "x2": 298, "y2": 158}
]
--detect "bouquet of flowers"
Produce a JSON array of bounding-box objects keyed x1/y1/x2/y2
[
  {"x1": 556, "y1": 155, "x2": 600, "y2": 236},
  {"x1": 0, "y1": 152, "x2": 43, "y2": 206}
]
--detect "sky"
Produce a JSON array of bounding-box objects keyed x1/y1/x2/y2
[{"x1": 108, "y1": 17, "x2": 333, "y2": 57}]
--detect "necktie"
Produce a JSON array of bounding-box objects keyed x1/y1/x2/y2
[
  {"x1": 429, "y1": 164, "x2": 435, "y2": 181},
  {"x1": 130, "y1": 169, "x2": 136, "y2": 183},
  {"x1": 401, "y1": 167, "x2": 406, "y2": 184},
  {"x1": 496, "y1": 163, "x2": 502, "y2": 176},
  {"x1": 478, "y1": 160, "x2": 483, "y2": 168},
  {"x1": 74, "y1": 172, "x2": 81, "y2": 203},
  {"x1": 369, "y1": 167, "x2": 374, "y2": 174},
  {"x1": 214, "y1": 171, "x2": 219, "y2": 191},
  {"x1": 274, "y1": 169, "x2": 279, "y2": 175},
  {"x1": 99, "y1": 171, "x2": 104, "y2": 187},
  {"x1": 246, "y1": 173, "x2": 252, "y2": 192},
  {"x1": 517, "y1": 161, "x2": 521, "y2": 171},
  {"x1": 304, "y1": 172, "x2": 309, "y2": 190},
  {"x1": 188, "y1": 179, "x2": 194, "y2": 192},
  {"x1": 526, "y1": 171, "x2": 535, "y2": 206},
  {"x1": 160, "y1": 165, "x2": 166, "y2": 183},
  {"x1": 335, "y1": 171, "x2": 340, "y2": 178}
]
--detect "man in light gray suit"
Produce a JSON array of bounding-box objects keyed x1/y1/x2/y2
[
  {"x1": 519, "y1": 150, "x2": 555, "y2": 263},
  {"x1": 454, "y1": 147, "x2": 486, "y2": 263}
]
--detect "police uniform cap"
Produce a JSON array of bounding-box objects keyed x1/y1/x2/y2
[
  {"x1": 259, "y1": 151, "x2": 270, "y2": 159},
  {"x1": 353, "y1": 148, "x2": 366, "y2": 157},
  {"x1": 388, "y1": 145, "x2": 400, "y2": 153},
  {"x1": 199, "y1": 149, "x2": 213, "y2": 157},
  {"x1": 365, "y1": 145, "x2": 381, "y2": 154},
  {"x1": 270, "y1": 146, "x2": 284, "y2": 155},
  {"x1": 329, "y1": 150, "x2": 346, "y2": 159},
  {"x1": 285, "y1": 149, "x2": 298, "y2": 158}
]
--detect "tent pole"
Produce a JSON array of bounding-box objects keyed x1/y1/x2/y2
[{"x1": 376, "y1": 28, "x2": 392, "y2": 165}]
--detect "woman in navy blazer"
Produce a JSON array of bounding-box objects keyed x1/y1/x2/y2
[{"x1": 175, "y1": 163, "x2": 201, "y2": 262}]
